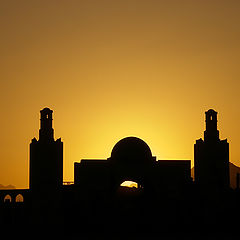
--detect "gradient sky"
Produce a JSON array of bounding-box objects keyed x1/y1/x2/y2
[{"x1": 1, "y1": 1, "x2": 240, "y2": 188}]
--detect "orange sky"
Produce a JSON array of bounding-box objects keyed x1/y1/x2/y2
[{"x1": 1, "y1": 1, "x2": 240, "y2": 188}]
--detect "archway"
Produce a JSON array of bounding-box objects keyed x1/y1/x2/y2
[
  {"x1": 116, "y1": 179, "x2": 145, "y2": 197},
  {"x1": 4, "y1": 194, "x2": 12, "y2": 203},
  {"x1": 110, "y1": 137, "x2": 155, "y2": 192},
  {"x1": 114, "y1": 178, "x2": 146, "y2": 223},
  {"x1": 15, "y1": 194, "x2": 24, "y2": 203}
]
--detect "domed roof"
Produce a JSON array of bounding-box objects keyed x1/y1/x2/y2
[
  {"x1": 40, "y1": 107, "x2": 53, "y2": 114},
  {"x1": 206, "y1": 109, "x2": 217, "y2": 114},
  {"x1": 110, "y1": 137, "x2": 153, "y2": 164}
]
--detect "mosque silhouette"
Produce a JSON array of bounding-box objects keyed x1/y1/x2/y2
[{"x1": 0, "y1": 108, "x2": 239, "y2": 237}]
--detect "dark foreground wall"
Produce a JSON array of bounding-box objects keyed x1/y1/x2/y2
[{"x1": 0, "y1": 184, "x2": 240, "y2": 240}]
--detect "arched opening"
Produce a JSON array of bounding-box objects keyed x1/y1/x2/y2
[
  {"x1": 117, "y1": 180, "x2": 144, "y2": 197},
  {"x1": 115, "y1": 180, "x2": 145, "y2": 214},
  {"x1": 120, "y1": 181, "x2": 138, "y2": 188},
  {"x1": 15, "y1": 194, "x2": 24, "y2": 203},
  {"x1": 4, "y1": 194, "x2": 12, "y2": 203}
]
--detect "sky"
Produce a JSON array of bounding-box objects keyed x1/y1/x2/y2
[{"x1": 0, "y1": 0, "x2": 240, "y2": 188}]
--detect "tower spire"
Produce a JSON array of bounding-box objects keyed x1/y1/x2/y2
[
  {"x1": 204, "y1": 109, "x2": 219, "y2": 142},
  {"x1": 30, "y1": 107, "x2": 63, "y2": 191},
  {"x1": 39, "y1": 107, "x2": 54, "y2": 141},
  {"x1": 195, "y1": 109, "x2": 229, "y2": 190}
]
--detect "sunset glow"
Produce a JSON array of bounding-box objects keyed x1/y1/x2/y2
[{"x1": 1, "y1": 1, "x2": 240, "y2": 188}]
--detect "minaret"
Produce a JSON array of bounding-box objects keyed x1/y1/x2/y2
[
  {"x1": 39, "y1": 108, "x2": 54, "y2": 142},
  {"x1": 194, "y1": 109, "x2": 229, "y2": 191},
  {"x1": 204, "y1": 109, "x2": 219, "y2": 142},
  {"x1": 30, "y1": 108, "x2": 63, "y2": 190}
]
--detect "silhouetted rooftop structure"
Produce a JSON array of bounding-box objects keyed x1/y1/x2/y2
[
  {"x1": 0, "y1": 107, "x2": 237, "y2": 238},
  {"x1": 195, "y1": 109, "x2": 229, "y2": 190},
  {"x1": 74, "y1": 136, "x2": 191, "y2": 194},
  {"x1": 110, "y1": 137, "x2": 155, "y2": 164}
]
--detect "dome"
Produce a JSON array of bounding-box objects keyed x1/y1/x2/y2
[
  {"x1": 110, "y1": 137, "x2": 153, "y2": 164},
  {"x1": 206, "y1": 109, "x2": 217, "y2": 114},
  {"x1": 41, "y1": 107, "x2": 52, "y2": 113}
]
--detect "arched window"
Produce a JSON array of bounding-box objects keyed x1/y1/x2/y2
[
  {"x1": 4, "y1": 194, "x2": 12, "y2": 203},
  {"x1": 15, "y1": 194, "x2": 24, "y2": 202}
]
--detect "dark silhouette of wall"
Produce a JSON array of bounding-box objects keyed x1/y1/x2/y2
[{"x1": 194, "y1": 109, "x2": 229, "y2": 190}]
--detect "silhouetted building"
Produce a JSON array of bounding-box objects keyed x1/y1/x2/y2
[
  {"x1": 194, "y1": 109, "x2": 229, "y2": 190},
  {"x1": 1, "y1": 107, "x2": 238, "y2": 237},
  {"x1": 74, "y1": 137, "x2": 191, "y2": 197},
  {"x1": 30, "y1": 108, "x2": 63, "y2": 190},
  {"x1": 29, "y1": 108, "x2": 63, "y2": 215}
]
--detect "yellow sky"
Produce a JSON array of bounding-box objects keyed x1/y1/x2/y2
[{"x1": 1, "y1": 1, "x2": 240, "y2": 188}]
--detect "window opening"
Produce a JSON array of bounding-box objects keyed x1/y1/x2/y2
[
  {"x1": 15, "y1": 194, "x2": 24, "y2": 202},
  {"x1": 4, "y1": 194, "x2": 12, "y2": 203}
]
